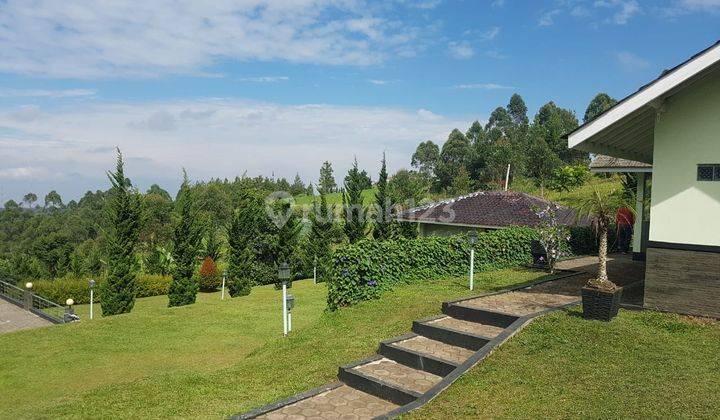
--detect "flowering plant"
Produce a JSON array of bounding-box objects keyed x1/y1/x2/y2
[{"x1": 533, "y1": 204, "x2": 570, "y2": 274}]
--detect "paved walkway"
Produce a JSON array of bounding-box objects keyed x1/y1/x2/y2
[{"x1": 0, "y1": 298, "x2": 52, "y2": 334}]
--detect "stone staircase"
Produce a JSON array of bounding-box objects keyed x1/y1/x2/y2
[{"x1": 235, "y1": 274, "x2": 581, "y2": 420}]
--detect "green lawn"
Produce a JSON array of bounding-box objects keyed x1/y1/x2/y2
[
  {"x1": 511, "y1": 175, "x2": 622, "y2": 208},
  {"x1": 0, "y1": 268, "x2": 548, "y2": 419},
  {"x1": 293, "y1": 188, "x2": 377, "y2": 208},
  {"x1": 410, "y1": 307, "x2": 720, "y2": 419}
]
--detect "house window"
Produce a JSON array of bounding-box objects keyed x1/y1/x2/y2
[{"x1": 697, "y1": 164, "x2": 720, "y2": 181}]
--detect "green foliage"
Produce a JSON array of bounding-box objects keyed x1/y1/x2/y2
[
  {"x1": 168, "y1": 174, "x2": 201, "y2": 307},
  {"x1": 227, "y1": 248, "x2": 253, "y2": 297},
  {"x1": 34, "y1": 274, "x2": 171, "y2": 305},
  {"x1": 584, "y1": 92, "x2": 617, "y2": 123},
  {"x1": 318, "y1": 161, "x2": 337, "y2": 194},
  {"x1": 373, "y1": 153, "x2": 393, "y2": 240},
  {"x1": 342, "y1": 158, "x2": 368, "y2": 243},
  {"x1": 327, "y1": 227, "x2": 538, "y2": 310},
  {"x1": 411, "y1": 140, "x2": 440, "y2": 176},
  {"x1": 200, "y1": 228, "x2": 223, "y2": 261},
  {"x1": 226, "y1": 190, "x2": 263, "y2": 295},
  {"x1": 548, "y1": 165, "x2": 591, "y2": 192},
  {"x1": 197, "y1": 257, "x2": 220, "y2": 291},
  {"x1": 387, "y1": 169, "x2": 429, "y2": 207},
  {"x1": 435, "y1": 129, "x2": 471, "y2": 191},
  {"x1": 101, "y1": 150, "x2": 141, "y2": 316},
  {"x1": 308, "y1": 192, "x2": 334, "y2": 282}
]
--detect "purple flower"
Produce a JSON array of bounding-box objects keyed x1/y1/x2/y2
[{"x1": 367, "y1": 280, "x2": 378, "y2": 287}]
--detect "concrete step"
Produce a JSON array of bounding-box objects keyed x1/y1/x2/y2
[
  {"x1": 338, "y1": 355, "x2": 441, "y2": 406},
  {"x1": 378, "y1": 333, "x2": 466, "y2": 377},
  {"x1": 442, "y1": 301, "x2": 519, "y2": 327},
  {"x1": 412, "y1": 315, "x2": 494, "y2": 350}
]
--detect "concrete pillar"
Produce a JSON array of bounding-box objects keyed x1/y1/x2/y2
[{"x1": 632, "y1": 172, "x2": 645, "y2": 254}]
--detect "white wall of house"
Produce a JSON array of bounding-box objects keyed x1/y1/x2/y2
[{"x1": 650, "y1": 69, "x2": 720, "y2": 246}]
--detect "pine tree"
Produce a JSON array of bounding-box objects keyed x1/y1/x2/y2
[
  {"x1": 309, "y1": 192, "x2": 333, "y2": 282},
  {"x1": 373, "y1": 153, "x2": 393, "y2": 240},
  {"x1": 290, "y1": 173, "x2": 306, "y2": 196},
  {"x1": 342, "y1": 158, "x2": 367, "y2": 243},
  {"x1": 101, "y1": 149, "x2": 140, "y2": 316},
  {"x1": 168, "y1": 172, "x2": 201, "y2": 307},
  {"x1": 318, "y1": 161, "x2": 337, "y2": 194}
]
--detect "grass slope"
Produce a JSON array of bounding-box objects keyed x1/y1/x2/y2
[
  {"x1": 0, "y1": 269, "x2": 548, "y2": 418},
  {"x1": 410, "y1": 308, "x2": 720, "y2": 419},
  {"x1": 293, "y1": 188, "x2": 377, "y2": 208}
]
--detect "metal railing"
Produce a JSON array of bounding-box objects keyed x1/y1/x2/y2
[{"x1": 0, "y1": 280, "x2": 66, "y2": 324}]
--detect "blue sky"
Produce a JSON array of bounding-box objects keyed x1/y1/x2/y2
[{"x1": 0, "y1": 0, "x2": 718, "y2": 202}]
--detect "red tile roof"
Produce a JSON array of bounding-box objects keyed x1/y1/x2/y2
[{"x1": 398, "y1": 191, "x2": 586, "y2": 228}]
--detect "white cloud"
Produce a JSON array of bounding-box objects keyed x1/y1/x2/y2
[
  {"x1": 0, "y1": 88, "x2": 96, "y2": 98},
  {"x1": 453, "y1": 83, "x2": 514, "y2": 90},
  {"x1": 681, "y1": 0, "x2": 720, "y2": 9},
  {"x1": 238, "y1": 76, "x2": 290, "y2": 83},
  {"x1": 0, "y1": 99, "x2": 466, "y2": 199},
  {"x1": 615, "y1": 51, "x2": 650, "y2": 71},
  {"x1": 539, "y1": 9, "x2": 562, "y2": 26},
  {"x1": 0, "y1": 166, "x2": 50, "y2": 180},
  {"x1": 448, "y1": 41, "x2": 475, "y2": 59},
  {"x1": 0, "y1": 1, "x2": 424, "y2": 78},
  {"x1": 491, "y1": 0, "x2": 506, "y2": 7},
  {"x1": 482, "y1": 26, "x2": 501, "y2": 41},
  {"x1": 368, "y1": 79, "x2": 393, "y2": 85},
  {"x1": 594, "y1": 0, "x2": 641, "y2": 24}
]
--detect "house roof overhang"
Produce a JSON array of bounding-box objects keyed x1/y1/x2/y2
[{"x1": 566, "y1": 40, "x2": 720, "y2": 164}]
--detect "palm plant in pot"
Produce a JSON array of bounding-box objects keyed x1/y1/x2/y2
[{"x1": 575, "y1": 185, "x2": 634, "y2": 321}]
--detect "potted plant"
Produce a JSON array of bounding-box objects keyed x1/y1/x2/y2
[{"x1": 575, "y1": 186, "x2": 633, "y2": 321}]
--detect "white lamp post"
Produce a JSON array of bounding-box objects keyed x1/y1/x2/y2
[
  {"x1": 24, "y1": 282, "x2": 33, "y2": 311},
  {"x1": 278, "y1": 262, "x2": 291, "y2": 336},
  {"x1": 313, "y1": 256, "x2": 317, "y2": 284},
  {"x1": 469, "y1": 231, "x2": 478, "y2": 291},
  {"x1": 88, "y1": 279, "x2": 96, "y2": 319},
  {"x1": 221, "y1": 270, "x2": 227, "y2": 300}
]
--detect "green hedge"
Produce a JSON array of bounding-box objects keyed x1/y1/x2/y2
[
  {"x1": 327, "y1": 227, "x2": 538, "y2": 310},
  {"x1": 33, "y1": 274, "x2": 171, "y2": 305}
]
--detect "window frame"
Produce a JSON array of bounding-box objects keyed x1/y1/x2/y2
[{"x1": 697, "y1": 164, "x2": 720, "y2": 182}]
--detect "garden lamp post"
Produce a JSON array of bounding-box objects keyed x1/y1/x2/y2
[
  {"x1": 469, "y1": 231, "x2": 478, "y2": 291},
  {"x1": 88, "y1": 279, "x2": 96, "y2": 319},
  {"x1": 221, "y1": 270, "x2": 227, "y2": 300},
  {"x1": 278, "y1": 262, "x2": 291, "y2": 336},
  {"x1": 64, "y1": 298, "x2": 75, "y2": 323},
  {"x1": 24, "y1": 282, "x2": 33, "y2": 311}
]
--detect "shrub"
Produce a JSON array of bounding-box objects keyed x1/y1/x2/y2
[
  {"x1": 327, "y1": 227, "x2": 537, "y2": 310},
  {"x1": 34, "y1": 274, "x2": 171, "y2": 305},
  {"x1": 548, "y1": 165, "x2": 591, "y2": 192},
  {"x1": 197, "y1": 257, "x2": 221, "y2": 291}
]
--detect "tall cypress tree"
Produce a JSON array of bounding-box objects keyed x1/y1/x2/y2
[
  {"x1": 342, "y1": 158, "x2": 367, "y2": 243},
  {"x1": 226, "y1": 190, "x2": 261, "y2": 297},
  {"x1": 373, "y1": 153, "x2": 392, "y2": 240},
  {"x1": 309, "y1": 192, "x2": 333, "y2": 282},
  {"x1": 168, "y1": 172, "x2": 201, "y2": 307},
  {"x1": 101, "y1": 149, "x2": 140, "y2": 316}
]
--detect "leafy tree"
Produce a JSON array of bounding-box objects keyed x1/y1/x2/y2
[
  {"x1": 146, "y1": 184, "x2": 171, "y2": 201},
  {"x1": 168, "y1": 173, "x2": 201, "y2": 307},
  {"x1": 101, "y1": 150, "x2": 141, "y2": 316},
  {"x1": 345, "y1": 169, "x2": 372, "y2": 191},
  {"x1": 436, "y1": 129, "x2": 471, "y2": 191},
  {"x1": 22, "y1": 193, "x2": 37, "y2": 208},
  {"x1": 44, "y1": 190, "x2": 63, "y2": 209},
  {"x1": 584, "y1": 93, "x2": 617, "y2": 123},
  {"x1": 387, "y1": 169, "x2": 429, "y2": 207},
  {"x1": 411, "y1": 140, "x2": 440, "y2": 176},
  {"x1": 526, "y1": 124, "x2": 563, "y2": 196},
  {"x1": 139, "y1": 188, "x2": 173, "y2": 248},
  {"x1": 342, "y1": 158, "x2": 367, "y2": 243},
  {"x1": 318, "y1": 161, "x2": 337, "y2": 194},
  {"x1": 450, "y1": 166, "x2": 472, "y2": 196},
  {"x1": 534, "y1": 101, "x2": 581, "y2": 163},
  {"x1": 465, "y1": 120, "x2": 486, "y2": 146},
  {"x1": 3, "y1": 200, "x2": 20, "y2": 210},
  {"x1": 486, "y1": 107, "x2": 513, "y2": 133},
  {"x1": 373, "y1": 153, "x2": 393, "y2": 240},
  {"x1": 507, "y1": 93, "x2": 529, "y2": 126}
]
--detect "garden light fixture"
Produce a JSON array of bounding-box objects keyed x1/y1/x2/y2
[
  {"x1": 221, "y1": 270, "x2": 227, "y2": 300},
  {"x1": 278, "y1": 262, "x2": 291, "y2": 336},
  {"x1": 88, "y1": 279, "x2": 96, "y2": 319},
  {"x1": 468, "y1": 231, "x2": 478, "y2": 291},
  {"x1": 25, "y1": 282, "x2": 33, "y2": 289}
]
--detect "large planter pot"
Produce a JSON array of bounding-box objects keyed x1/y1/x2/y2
[{"x1": 581, "y1": 286, "x2": 622, "y2": 321}]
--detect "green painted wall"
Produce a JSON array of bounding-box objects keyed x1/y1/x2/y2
[{"x1": 651, "y1": 69, "x2": 720, "y2": 246}]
